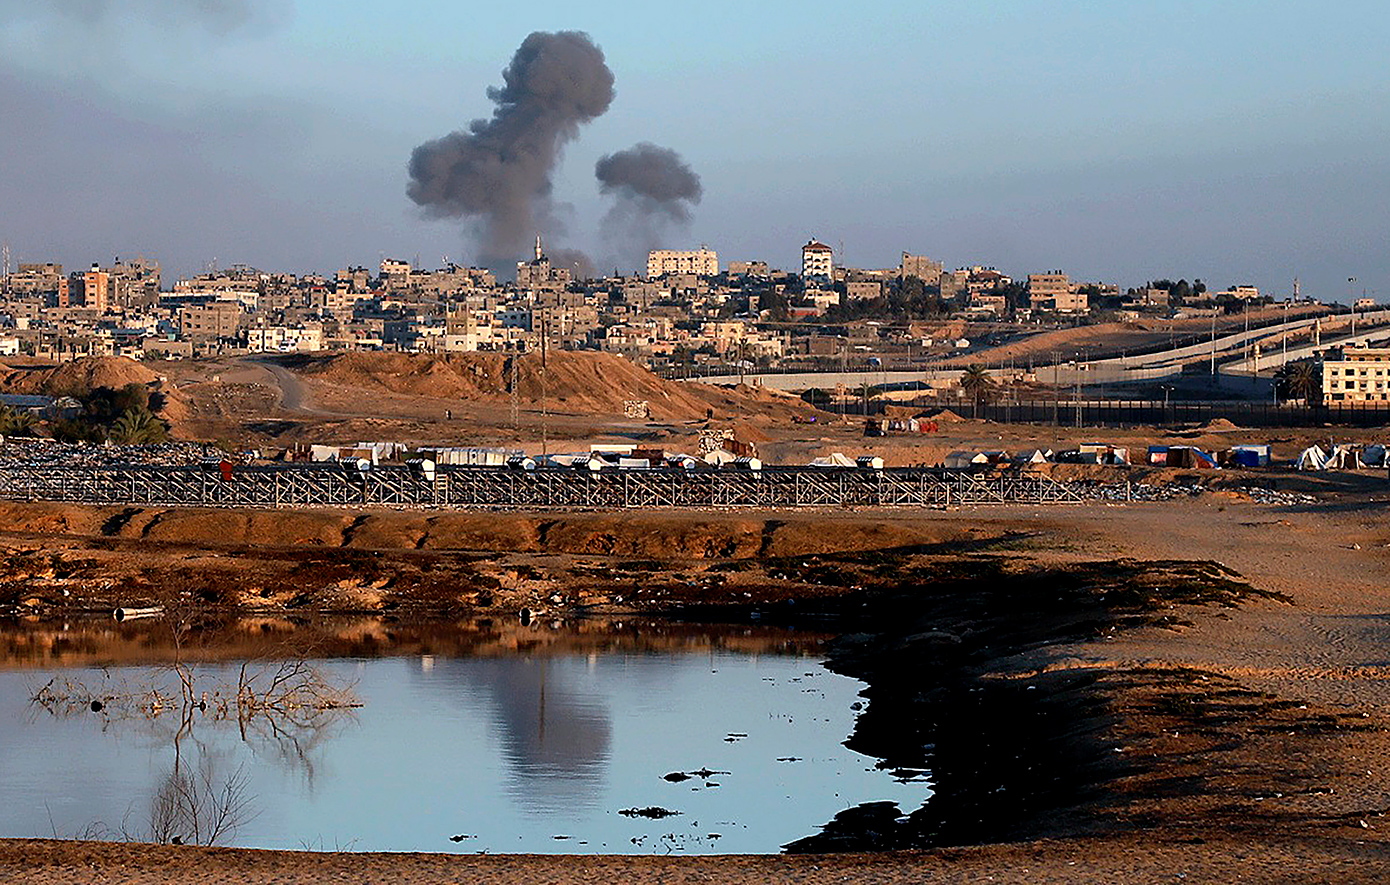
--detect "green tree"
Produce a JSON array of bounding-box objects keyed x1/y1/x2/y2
[
  {"x1": 960, "y1": 363, "x2": 996, "y2": 416},
  {"x1": 1277, "y1": 359, "x2": 1322, "y2": 404},
  {"x1": 0, "y1": 405, "x2": 39, "y2": 437},
  {"x1": 108, "y1": 408, "x2": 170, "y2": 444}
]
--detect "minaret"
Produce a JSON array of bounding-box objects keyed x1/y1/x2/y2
[{"x1": 534, "y1": 234, "x2": 543, "y2": 262}]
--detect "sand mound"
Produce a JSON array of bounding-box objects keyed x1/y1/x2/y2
[
  {"x1": 286, "y1": 351, "x2": 809, "y2": 423},
  {"x1": 0, "y1": 357, "x2": 158, "y2": 396},
  {"x1": 1198, "y1": 418, "x2": 1241, "y2": 432},
  {"x1": 922, "y1": 408, "x2": 966, "y2": 423}
]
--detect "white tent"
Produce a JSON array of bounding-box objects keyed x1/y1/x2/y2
[
  {"x1": 1013, "y1": 448, "x2": 1054, "y2": 464},
  {"x1": 809, "y1": 452, "x2": 856, "y2": 468},
  {"x1": 704, "y1": 449, "x2": 738, "y2": 467},
  {"x1": 944, "y1": 451, "x2": 990, "y2": 469},
  {"x1": 1329, "y1": 444, "x2": 1363, "y2": 470},
  {"x1": 1296, "y1": 446, "x2": 1329, "y2": 471}
]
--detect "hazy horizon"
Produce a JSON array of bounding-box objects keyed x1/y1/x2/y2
[{"x1": 1, "y1": 1, "x2": 1387, "y2": 301}]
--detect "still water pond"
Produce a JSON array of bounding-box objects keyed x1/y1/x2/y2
[{"x1": 0, "y1": 620, "x2": 928, "y2": 854}]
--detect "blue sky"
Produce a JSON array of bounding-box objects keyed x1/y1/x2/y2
[{"x1": 1, "y1": 1, "x2": 1387, "y2": 298}]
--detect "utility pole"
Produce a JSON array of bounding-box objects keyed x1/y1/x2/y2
[
  {"x1": 1075, "y1": 351, "x2": 1083, "y2": 430},
  {"x1": 1350, "y1": 277, "x2": 1358, "y2": 339},
  {"x1": 1210, "y1": 309, "x2": 1217, "y2": 376},
  {"x1": 540, "y1": 311, "x2": 549, "y2": 458}
]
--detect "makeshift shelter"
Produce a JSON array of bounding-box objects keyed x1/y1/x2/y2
[
  {"x1": 1147, "y1": 446, "x2": 1169, "y2": 466},
  {"x1": 704, "y1": 448, "x2": 737, "y2": 468},
  {"x1": 1296, "y1": 446, "x2": 1329, "y2": 471},
  {"x1": 1364, "y1": 444, "x2": 1388, "y2": 468},
  {"x1": 944, "y1": 451, "x2": 989, "y2": 469},
  {"x1": 855, "y1": 455, "x2": 885, "y2": 470},
  {"x1": 809, "y1": 452, "x2": 857, "y2": 468},
  {"x1": 1080, "y1": 443, "x2": 1130, "y2": 465},
  {"x1": 1166, "y1": 446, "x2": 1219, "y2": 469},
  {"x1": 1329, "y1": 444, "x2": 1363, "y2": 470},
  {"x1": 1224, "y1": 444, "x2": 1272, "y2": 468},
  {"x1": 1013, "y1": 448, "x2": 1054, "y2": 464}
]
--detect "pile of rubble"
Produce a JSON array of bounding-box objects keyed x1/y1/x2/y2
[
  {"x1": 1075, "y1": 481, "x2": 1205, "y2": 502},
  {"x1": 1234, "y1": 486, "x2": 1319, "y2": 507},
  {"x1": 0, "y1": 438, "x2": 217, "y2": 469}
]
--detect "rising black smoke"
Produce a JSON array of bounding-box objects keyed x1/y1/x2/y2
[
  {"x1": 595, "y1": 142, "x2": 703, "y2": 269},
  {"x1": 0, "y1": 0, "x2": 280, "y2": 33},
  {"x1": 407, "y1": 31, "x2": 614, "y2": 273}
]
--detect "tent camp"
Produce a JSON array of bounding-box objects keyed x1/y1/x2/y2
[
  {"x1": 809, "y1": 452, "x2": 857, "y2": 468},
  {"x1": 1080, "y1": 443, "x2": 1130, "y2": 465},
  {"x1": 1296, "y1": 446, "x2": 1329, "y2": 471},
  {"x1": 1223, "y1": 444, "x2": 1272, "y2": 468},
  {"x1": 1014, "y1": 448, "x2": 1054, "y2": 464},
  {"x1": 1165, "y1": 446, "x2": 1219, "y2": 469},
  {"x1": 1329, "y1": 444, "x2": 1363, "y2": 470}
]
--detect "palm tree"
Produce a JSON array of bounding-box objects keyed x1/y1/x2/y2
[
  {"x1": 108, "y1": 408, "x2": 169, "y2": 445},
  {"x1": 1278, "y1": 360, "x2": 1321, "y2": 404},
  {"x1": 0, "y1": 405, "x2": 38, "y2": 438},
  {"x1": 960, "y1": 364, "x2": 996, "y2": 417}
]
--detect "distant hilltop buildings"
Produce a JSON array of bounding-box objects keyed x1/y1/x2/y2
[{"x1": 0, "y1": 233, "x2": 1344, "y2": 388}]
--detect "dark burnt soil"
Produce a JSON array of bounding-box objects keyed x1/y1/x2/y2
[{"x1": 632, "y1": 554, "x2": 1382, "y2": 854}]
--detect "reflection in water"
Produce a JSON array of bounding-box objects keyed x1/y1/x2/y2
[
  {"x1": 0, "y1": 620, "x2": 927, "y2": 854},
  {"x1": 438, "y1": 658, "x2": 611, "y2": 815}
]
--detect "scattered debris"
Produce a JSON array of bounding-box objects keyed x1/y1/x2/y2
[{"x1": 618, "y1": 806, "x2": 681, "y2": 819}]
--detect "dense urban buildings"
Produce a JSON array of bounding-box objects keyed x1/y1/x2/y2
[{"x1": 0, "y1": 233, "x2": 1340, "y2": 402}]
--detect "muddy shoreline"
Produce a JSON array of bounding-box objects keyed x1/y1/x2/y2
[{"x1": 4, "y1": 497, "x2": 1390, "y2": 881}]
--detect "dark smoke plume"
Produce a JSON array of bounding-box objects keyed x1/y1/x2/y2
[
  {"x1": 595, "y1": 142, "x2": 702, "y2": 269},
  {"x1": 0, "y1": 0, "x2": 281, "y2": 34},
  {"x1": 407, "y1": 31, "x2": 614, "y2": 272}
]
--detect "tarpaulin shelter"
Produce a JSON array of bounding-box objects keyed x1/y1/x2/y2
[{"x1": 1296, "y1": 446, "x2": 1329, "y2": 471}]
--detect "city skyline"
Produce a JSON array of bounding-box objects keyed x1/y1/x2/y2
[{"x1": 1, "y1": 1, "x2": 1387, "y2": 299}]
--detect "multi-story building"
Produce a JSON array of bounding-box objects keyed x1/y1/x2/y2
[
  {"x1": 647, "y1": 248, "x2": 718, "y2": 279},
  {"x1": 801, "y1": 240, "x2": 833, "y2": 281},
  {"x1": 1323, "y1": 346, "x2": 1390, "y2": 404},
  {"x1": 71, "y1": 265, "x2": 110, "y2": 313},
  {"x1": 726, "y1": 260, "x2": 769, "y2": 277},
  {"x1": 1027, "y1": 271, "x2": 1087, "y2": 312},
  {"x1": 899, "y1": 253, "x2": 942, "y2": 284},
  {"x1": 178, "y1": 303, "x2": 244, "y2": 344}
]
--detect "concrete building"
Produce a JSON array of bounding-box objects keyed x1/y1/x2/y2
[
  {"x1": 726, "y1": 260, "x2": 769, "y2": 277},
  {"x1": 1027, "y1": 271, "x2": 1087, "y2": 312},
  {"x1": 1323, "y1": 346, "x2": 1390, "y2": 404},
  {"x1": 900, "y1": 253, "x2": 943, "y2": 283},
  {"x1": 846, "y1": 281, "x2": 882, "y2": 300},
  {"x1": 178, "y1": 303, "x2": 243, "y2": 343},
  {"x1": 647, "y1": 248, "x2": 718, "y2": 278},
  {"x1": 72, "y1": 265, "x2": 110, "y2": 313},
  {"x1": 801, "y1": 240, "x2": 833, "y2": 281}
]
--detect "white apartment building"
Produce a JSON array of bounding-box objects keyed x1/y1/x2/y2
[
  {"x1": 801, "y1": 240, "x2": 833, "y2": 280},
  {"x1": 1323, "y1": 346, "x2": 1390, "y2": 403},
  {"x1": 247, "y1": 325, "x2": 323, "y2": 353},
  {"x1": 647, "y1": 248, "x2": 718, "y2": 278}
]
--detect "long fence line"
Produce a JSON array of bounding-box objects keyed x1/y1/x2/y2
[
  {"x1": 970, "y1": 400, "x2": 1390, "y2": 429},
  {"x1": 0, "y1": 464, "x2": 1083, "y2": 510}
]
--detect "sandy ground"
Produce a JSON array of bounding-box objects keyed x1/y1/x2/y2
[
  {"x1": 4, "y1": 493, "x2": 1390, "y2": 880},
  {"x1": 4, "y1": 833, "x2": 1390, "y2": 884}
]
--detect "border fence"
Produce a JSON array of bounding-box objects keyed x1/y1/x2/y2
[
  {"x1": 970, "y1": 400, "x2": 1390, "y2": 429},
  {"x1": 0, "y1": 464, "x2": 1083, "y2": 511}
]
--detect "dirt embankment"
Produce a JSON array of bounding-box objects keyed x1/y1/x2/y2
[
  {"x1": 0, "y1": 357, "x2": 159, "y2": 396},
  {"x1": 0, "y1": 501, "x2": 998, "y2": 620},
  {"x1": 285, "y1": 351, "x2": 811, "y2": 423}
]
